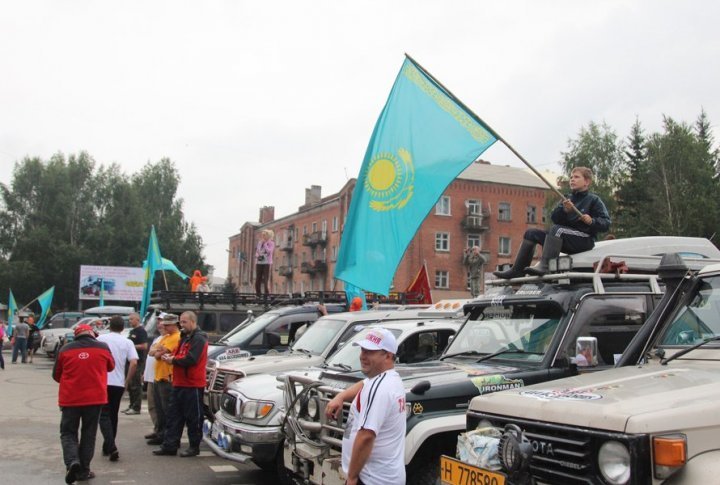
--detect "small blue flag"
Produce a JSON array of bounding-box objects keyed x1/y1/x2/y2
[
  {"x1": 36, "y1": 286, "x2": 55, "y2": 329},
  {"x1": 336, "y1": 57, "x2": 497, "y2": 295},
  {"x1": 143, "y1": 257, "x2": 189, "y2": 281},
  {"x1": 140, "y1": 226, "x2": 163, "y2": 318},
  {"x1": 344, "y1": 282, "x2": 367, "y2": 311},
  {"x1": 99, "y1": 278, "x2": 105, "y2": 306},
  {"x1": 7, "y1": 290, "x2": 18, "y2": 337}
]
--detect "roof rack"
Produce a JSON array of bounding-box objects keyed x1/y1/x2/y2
[
  {"x1": 149, "y1": 289, "x2": 429, "y2": 311},
  {"x1": 490, "y1": 245, "x2": 720, "y2": 294}
]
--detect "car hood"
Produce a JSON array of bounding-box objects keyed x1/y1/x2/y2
[
  {"x1": 316, "y1": 360, "x2": 527, "y2": 399},
  {"x1": 469, "y1": 356, "x2": 720, "y2": 433},
  {"x1": 230, "y1": 368, "x2": 325, "y2": 401},
  {"x1": 41, "y1": 328, "x2": 73, "y2": 338},
  {"x1": 215, "y1": 352, "x2": 323, "y2": 376}
]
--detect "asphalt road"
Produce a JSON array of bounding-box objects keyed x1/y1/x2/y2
[{"x1": 0, "y1": 349, "x2": 276, "y2": 485}]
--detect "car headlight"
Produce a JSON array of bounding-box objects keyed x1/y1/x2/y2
[
  {"x1": 598, "y1": 440, "x2": 631, "y2": 484},
  {"x1": 307, "y1": 397, "x2": 319, "y2": 419},
  {"x1": 241, "y1": 400, "x2": 275, "y2": 419}
]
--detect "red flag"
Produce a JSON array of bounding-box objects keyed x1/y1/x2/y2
[{"x1": 405, "y1": 263, "x2": 432, "y2": 304}]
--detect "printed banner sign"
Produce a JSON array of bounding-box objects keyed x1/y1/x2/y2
[{"x1": 79, "y1": 265, "x2": 145, "y2": 301}]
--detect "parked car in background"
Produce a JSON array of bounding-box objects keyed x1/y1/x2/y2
[{"x1": 39, "y1": 312, "x2": 85, "y2": 357}]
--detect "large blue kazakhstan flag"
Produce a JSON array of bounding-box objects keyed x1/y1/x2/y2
[{"x1": 335, "y1": 57, "x2": 498, "y2": 295}]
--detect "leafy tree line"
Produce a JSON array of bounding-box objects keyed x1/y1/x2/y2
[
  {"x1": 552, "y1": 110, "x2": 719, "y2": 243},
  {"x1": 0, "y1": 152, "x2": 207, "y2": 311}
]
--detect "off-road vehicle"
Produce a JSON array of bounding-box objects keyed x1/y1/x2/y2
[{"x1": 282, "y1": 236, "x2": 718, "y2": 485}]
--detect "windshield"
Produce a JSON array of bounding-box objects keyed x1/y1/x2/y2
[
  {"x1": 220, "y1": 311, "x2": 281, "y2": 346},
  {"x1": 444, "y1": 302, "x2": 563, "y2": 362},
  {"x1": 659, "y1": 276, "x2": 720, "y2": 346},
  {"x1": 292, "y1": 318, "x2": 346, "y2": 355},
  {"x1": 326, "y1": 327, "x2": 403, "y2": 370},
  {"x1": 217, "y1": 316, "x2": 253, "y2": 342}
]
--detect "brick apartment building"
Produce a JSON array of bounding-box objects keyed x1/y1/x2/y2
[{"x1": 228, "y1": 160, "x2": 551, "y2": 299}]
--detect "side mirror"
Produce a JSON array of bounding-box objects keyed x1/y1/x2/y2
[{"x1": 574, "y1": 336, "x2": 598, "y2": 367}]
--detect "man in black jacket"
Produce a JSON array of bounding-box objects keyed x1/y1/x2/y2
[{"x1": 494, "y1": 167, "x2": 611, "y2": 278}]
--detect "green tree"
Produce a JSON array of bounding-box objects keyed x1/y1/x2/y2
[
  {"x1": 614, "y1": 118, "x2": 652, "y2": 237},
  {"x1": 640, "y1": 116, "x2": 720, "y2": 238},
  {"x1": 0, "y1": 153, "x2": 206, "y2": 309}
]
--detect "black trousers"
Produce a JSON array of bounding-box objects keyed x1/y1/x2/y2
[
  {"x1": 127, "y1": 359, "x2": 145, "y2": 411},
  {"x1": 153, "y1": 380, "x2": 173, "y2": 440},
  {"x1": 98, "y1": 385, "x2": 125, "y2": 453},
  {"x1": 255, "y1": 264, "x2": 270, "y2": 296},
  {"x1": 60, "y1": 405, "x2": 102, "y2": 474},
  {"x1": 525, "y1": 225, "x2": 594, "y2": 254},
  {"x1": 162, "y1": 387, "x2": 204, "y2": 451}
]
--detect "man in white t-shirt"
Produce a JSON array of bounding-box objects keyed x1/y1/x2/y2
[
  {"x1": 97, "y1": 316, "x2": 139, "y2": 462},
  {"x1": 326, "y1": 328, "x2": 406, "y2": 485}
]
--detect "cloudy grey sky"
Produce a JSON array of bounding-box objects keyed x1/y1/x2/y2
[{"x1": 2, "y1": 1, "x2": 718, "y2": 277}]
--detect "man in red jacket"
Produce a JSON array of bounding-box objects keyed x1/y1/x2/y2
[
  {"x1": 153, "y1": 311, "x2": 208, "y2": 458},
  {"x1": 53, "y1": 324, "x2": 115, "y2": 484}
]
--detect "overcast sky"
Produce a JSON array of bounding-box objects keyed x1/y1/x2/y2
[{"x1": 2, "y1": 1, "x2": 718, "y2": 278}]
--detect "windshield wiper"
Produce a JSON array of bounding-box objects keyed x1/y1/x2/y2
[
  {"x1": 440, "y1": 350, "x2": 483, "y2": 360},
  {"x1": 329, "y1": 363, "x2": 352, "y2": 371},
  {"x1": 475, "y1": 348, "x2": 543, "y2": 363},
  {"x1": 661, "y1": 335, "x2": 720, "y2": 365},
  {"x1": 293, "y1": 348, "x2": 313, "y2": 355}
]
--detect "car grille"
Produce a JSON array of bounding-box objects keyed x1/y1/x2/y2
[
  {"x1": 468, "y1": 411, "x2": 650, "y2": 484},
  {"x1": 205, "y1": 367, "x2": 215, "y2": 390},
  {"x1": 213, "y1": 370, "x2": 228, "y2": 392},
  {"x1": 284, "y1": 375, "x2": 351, "y2": 453}
]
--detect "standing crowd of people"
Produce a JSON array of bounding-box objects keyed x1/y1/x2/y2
[{"x1": 53, "y1": 311, "x2": 208, "y2": 484}]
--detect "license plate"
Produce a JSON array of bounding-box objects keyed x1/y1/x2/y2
[{"x1": 440, "y1": 455, "x2": 506, "y2": 485}]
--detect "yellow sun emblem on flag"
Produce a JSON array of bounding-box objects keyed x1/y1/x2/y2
[{"x1": 364, "y1": 148, "x2": 415, "y2": 211}]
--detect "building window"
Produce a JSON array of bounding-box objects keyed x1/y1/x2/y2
[
  {"x1": 322, "y1": 220, "x2": 327, "y2": 235},
  {"x1": 435, "y1": 270, "x2": 449, "y2": 289},
  {"x1": 466, "y1": 199, "x2": 481, "y2": 215},
  {"x1": 312, "y1": 222, "x2": 317, "y2": 233},
  {"x1": 542, "y1": 207, "x2": 548, "y2": 224},
  {"x1": 435, "y1": 232, "x2": 450, "y2": 252},
  {"x1": 332, "y1": 246, "x2": 337, "y2": 261},
  {"x1": 527, "y1": 205, "x2": 537, "y2": 224},
  {"x1": 498, "y1": 202, "x2": 511, "y2": 221},
  {"x1": 302, "y1": 252, "x2": 307, "y2": 263},
  {"x1": 332, "y1": 216, "x2": 338, "y2": 232},
  {"x1": 303, "y1": 225, "x2": 308, "y2": 235},
  {"x1": 467, "y1": 234, "x2": 481, "y2": 248},
  {"x1": 499, "y1": 237, "x2": 511, "y2": 255},
  {"x1": 435, "y1": 196, "x2": 451, "y2": 216}
]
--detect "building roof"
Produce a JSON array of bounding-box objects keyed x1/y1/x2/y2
[{"x1": 458, "y1": 160, "x2": 550, "y2": 189}]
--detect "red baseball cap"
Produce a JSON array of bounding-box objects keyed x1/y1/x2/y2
[{"x1": 74, "y1": 324, "x2": 95, "y2": 337}]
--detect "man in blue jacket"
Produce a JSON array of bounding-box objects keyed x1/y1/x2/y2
[{"x1": 494, "y1": 167, "x2": 611, "y2": 278}]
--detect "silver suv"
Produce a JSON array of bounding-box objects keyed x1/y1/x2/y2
[{"x1": 203, "y1": 309, "x2": 464, "y2": 482}]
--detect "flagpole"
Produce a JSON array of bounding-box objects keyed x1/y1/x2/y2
[{"x1": 404, "y1": 53, "x2": 582, "y2": 217}]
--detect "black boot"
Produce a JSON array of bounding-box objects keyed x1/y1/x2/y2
[
  {"x1": 525, "y1": 234, "x2": 563, "y2": 276},
  {"x1": 493, "y1": 240, "x2": 536, "y2": 279}
]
